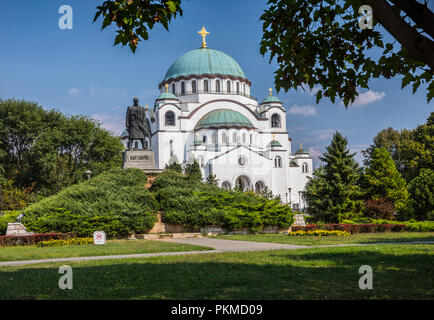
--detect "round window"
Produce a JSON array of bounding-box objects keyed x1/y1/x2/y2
[{"x1": 238, "y1": 156, "x2": 247, "y2": 167}]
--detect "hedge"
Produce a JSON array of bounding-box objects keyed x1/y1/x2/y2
[
  {"x1": 292, "y1": 224, "x2": 407, "y2": 234},
  {"x1": 0, "y1": 233, "x2": 70, "y2": 246}
]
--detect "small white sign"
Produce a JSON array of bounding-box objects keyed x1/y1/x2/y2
[{"x1": 93, "y1": 231, "x2": 106, "y2": 245}]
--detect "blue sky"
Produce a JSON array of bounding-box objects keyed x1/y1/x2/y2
[{"x1": 1, "y1": 0, "x2": 432, "y2": 167}]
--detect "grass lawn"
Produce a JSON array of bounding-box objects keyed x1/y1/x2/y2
[
  {"x1": 0, "y1": 240, "x2": 212, "y2": 262},
  {"x1": 0, "y1": 244, "x2": 432, "y2": 299},
  {"x1": 212, "y1": 232, "x2": 434, "y2": 246}
]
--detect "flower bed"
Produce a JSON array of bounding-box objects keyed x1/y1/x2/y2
[
  {"x1": 291, "y1": 223, "x2": 407, "y2": 234},
  {"x1": 289, "y1": 230, "x2": 350, "y2": 237},
  {"x1": 0, "y1": 233, "x2": 71, "y2": 247},
  {"x1": 36, "y1": 237, "x2": 93, "y2": 247}
]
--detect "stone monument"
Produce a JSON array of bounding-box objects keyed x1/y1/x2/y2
[{"x1": 122, "y1": 98, "x2": 159, "y2": 172}]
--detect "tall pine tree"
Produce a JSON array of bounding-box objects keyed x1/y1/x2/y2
[
  {"x1": 304, "y1": 132, "x2": 363, "y2": 222},
  {"x1": 363, "y1": 147, "x2": 409, "y2": 213}
]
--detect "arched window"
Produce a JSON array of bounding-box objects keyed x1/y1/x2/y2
[
  {"x1": 192, "y1": 80, "x2": 197, "y2": 93},
  {"x1": 211, "y1": 133, "x2": 216, "y2": 144},
  {"x1": 236, "y1": 82, "x2": 240, "y2": 94},
  {"x1": 255, "y1": 181, "x2": 265, "y2": 194},
  {"x1": 243, "y1": 84, "x2": 246, "y2": 94},
  {"x1": 222, "y1": 132, "x2": 227, "y2": 144},
  {"x1": 216, "y1": 80, "x2": 221, "y2": 92},
  {"x1": 233, "y1": 132, "x2": 239, "y2": 144},
  {"x1": 222, "y1": 181, "x2": 231, "y2": 190},
  {"x1": 170, "y1": 139, "x2": 173, "y2": 157},
  {"x1": 274, "y1": 156, "x2": 282, "y2": 168},
  {"x1": 181, "y1": 82, "x2": 185, "y2": 95},
  {"x1": 271, "y1": 114, "x2": 281, "y2": 128},
  {"x1": 227, "y1": 81, "x2": 231, "y2": 93},
  {"x1": 202, "y1": 135, "x2": 207, "y2": 143},
  {"x1": 250, "y1": 133, "x2": 253, "y2": 145},
  {"x1": 302, "y1": 162, "x2": 309, "y2": 173},
  {"x1": 204, "y1": 80, "x2": 209, "y2": 92},
  {"x1": 172, "y1": 83, "x2": 175, "y2": 94},
  {"x1": 242, "y1": 132, "x2": 246, "y2": 144},
  {"x1": 165, "y1": 111, "x2": 175, "y2": 126}
]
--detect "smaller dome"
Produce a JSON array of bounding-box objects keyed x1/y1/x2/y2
[
  {"x1": 261, "y1": 95, "x2": 282, "y2": 104},
  {"x1": 156, "y1": 92, "x2": 178, "y2": 100},
  {"x1": 196, "y1": 109, "x2": 255, "y2": 129},
  {"x1": 271, "y1": 140, "x2": 282, "y2": 147},
  {"x1": 295, "y1": 143, "x2": 309, "y2": 155}
]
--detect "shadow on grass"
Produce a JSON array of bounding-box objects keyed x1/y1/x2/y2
[{"x1": 0, "y1": 246, "x2": 432, "y2": 300}]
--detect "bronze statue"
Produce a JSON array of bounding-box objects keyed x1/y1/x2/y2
[{"x1": 126, "y1": 97, "x2": 155, "y2": 149}]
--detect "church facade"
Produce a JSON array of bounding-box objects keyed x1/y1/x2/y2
[{"x1": 147, "y1": 28, "x2": 312, "y2": 209}]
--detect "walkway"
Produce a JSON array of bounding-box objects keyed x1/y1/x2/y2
[{"x1": 0, "y1": 238, "x2": 432, "y2": 267}]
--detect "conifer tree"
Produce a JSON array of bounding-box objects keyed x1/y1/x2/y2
[
  {"x1": 363, "y1": 147, "x2": 409, "y2": 213},
  {"x1": 304, "y1": 132, "x2": 363, "y2": 222},
  {"x1": 185, "y1": 160, "x2": 202, "y2": 182},
  {"x1": 206, "y1": 174, "x2": 219, "y2": 186},
  {"x1": 407, "y1": 168, "x2": 434, "y2": 221}
]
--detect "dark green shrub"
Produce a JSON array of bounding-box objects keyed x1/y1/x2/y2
[
  {"x1": 151, "y1": 170, "x2": 294, "y2": 231},
  {"x1": 20, "y1": 168, "x2": 158, "y2": 237}
]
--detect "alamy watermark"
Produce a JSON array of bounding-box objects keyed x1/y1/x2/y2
[
  {"x1": 58, "y1": 5, "x2": 73, "y2": 30},
  {"x1": 58, "y1": 265, "x2": 73, "y2": 290},
  {"x1": 358, "y1": 5, "x2": 373, "y2": 30},
  {"x1": 358, "y1": 265, "x2": 373, "y2": 289}
]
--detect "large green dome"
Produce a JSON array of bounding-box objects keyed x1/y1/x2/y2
[
  {"x1": 196, "y1": 109, "x2": 254, "y2": 129},
  {"x1": 164, "y1": 48, "x2": 246, "y2": 81}
]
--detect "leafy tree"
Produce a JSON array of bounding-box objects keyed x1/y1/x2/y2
[
  {"x1": 363, "y1": 112, "x2": 433, "y2": 182},
  {"x1": 93, "y1": 0, "x2": 182, "y2": 53},
  {"x1": 407, "y1": 168, "x2": 434, "y2": 221},
  {"x1": 303, "y1": 132, "x2": 364, "y2": 222},
  {"x1": 184, "y1": 160, "x2": 202, "y2": 182},
  {"x1": 0, "y1": 99, "x2": 123, "y2": 199},
  {"x1": 364, "y1": 198, "x2": 396, "y2": 220},
  {"x1": 165, "y1": 161, "x2": 182, "y2": 173},
  {"x1": 363, "y1": 147, "x2": 409, "y2": 213},
  {"x1": 260, "y1": 0, "x2": 434, "y2": 105},
  {"x1": 206, "y1": 174, "x2": 219, "y2": 186},
  {"x1": 94, "y1": 1, "x2": 434, "y2": 103}
]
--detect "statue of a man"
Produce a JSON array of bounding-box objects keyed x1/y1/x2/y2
[{"x1": 126, "y1": 97, "x2": 155, "y2": 149}]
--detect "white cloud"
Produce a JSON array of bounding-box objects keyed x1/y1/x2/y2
[
  {"x1": 91, "y1": 113, "x2": 124, "y2": 135},
  {"x1": 289, "y1": 104, "x2": 318, "y2": 116},
  {"x1": 312, "y1": 129, "x2": 337, "y2": 141},
  {"x1": 68, "y1": 88, "x2": 79, "y2": 96},
  {"x1": 343, "y1": 90, "x2": 386, "y2": 107}
]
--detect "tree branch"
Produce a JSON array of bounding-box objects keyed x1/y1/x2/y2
[
  {"x1": 365, "y1": 0, "x2": 434, "y2": 70},
  {"x1": 389, "y1": 0, "x2": 434, "y2": 39}
]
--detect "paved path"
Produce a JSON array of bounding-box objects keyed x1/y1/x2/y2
[{"x1": 0, "y1": 238, "x2": 432, "y2": 267}]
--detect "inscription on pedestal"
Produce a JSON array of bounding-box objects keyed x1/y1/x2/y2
[{"x1": 122, "y1": 150, "x2": 156, "y2": 170}]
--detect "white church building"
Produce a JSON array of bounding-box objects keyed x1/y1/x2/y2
[{"x1": 141, "y1": 28, "x2": 312, "y2": 209}]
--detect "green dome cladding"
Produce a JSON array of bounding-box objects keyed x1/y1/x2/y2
[
  {"x1": 157, "y1": 92, "x2": 178, "y2": 100},
  {"x1": 261, "y1": 95, "x2": 282, "y2": 104},
  {"x1": 196, "y1": 109, "x2": 255, "y2": 129},
  {"x1": 164, "y1": 48, "x2": 246, "y2": 81}
]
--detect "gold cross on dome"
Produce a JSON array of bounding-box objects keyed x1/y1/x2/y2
[
  {"x1": 145, "y1": 104, "x2": 149, "y2": 108},
  {"x1": 269, "y1": 88, "x2": 273, "y2": 96},
  {"x1": 300, "y1": 143, "x2": 303, "y2": 149},
  {"x1": 198, "y1": 26, "x2": 210, "y2": 48},
  {"x1": 165, "y1": 83, "x2": 169, "y2": 92}
]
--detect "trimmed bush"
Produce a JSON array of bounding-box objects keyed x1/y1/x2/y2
[
  {"x1": 152, "y1": 170, "x2": 294, "y2": 231},
  {"x1": 0, "y1": 233, "x2": 70, "y2": 246},
  {"x1": 292, "y1": 223, "x2": 407, "y2": 234},
  {"x1": 289, "y1": 230, "x2": 350, "y2": 237},
  {"x1": 20, "y1": 168, "x2": 158, "y2": 237}
]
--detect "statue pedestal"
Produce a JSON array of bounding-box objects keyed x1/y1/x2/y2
[{"x1": 122, "y1": 149, "x2": 158, "y2": 172}]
